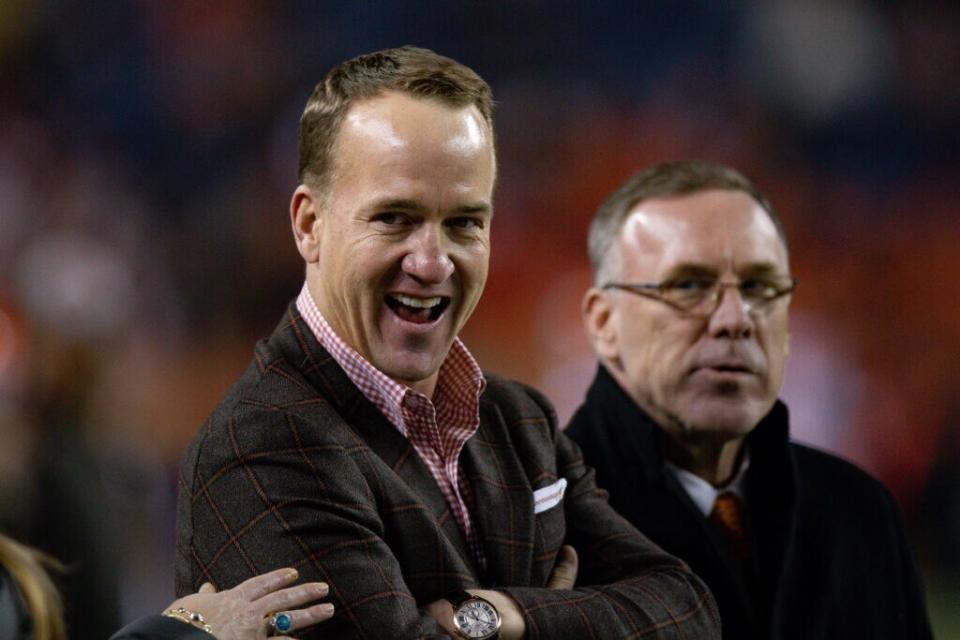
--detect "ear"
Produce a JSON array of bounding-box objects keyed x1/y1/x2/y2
[
  {"x1": 582, "y1": 287, "x2": 619, "y2": 362},
  {"x1": 290, "y1": 184, "x2": 322, "y2": 263}
]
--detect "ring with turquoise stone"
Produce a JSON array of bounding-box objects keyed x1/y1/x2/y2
[{"x1": 269, "y1": 612, "x2": 292, "y2": 635}]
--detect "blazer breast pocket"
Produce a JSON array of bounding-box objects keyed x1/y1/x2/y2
[{"x1": 532, "y1": 478, "x2": 567, "y2": 552}]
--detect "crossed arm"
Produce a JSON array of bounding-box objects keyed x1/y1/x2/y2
[
  {"x1": 178, "y1": 401, "x2": 719, "y2": 639},
  {"x1": 425, "y1": 545, "x2": 580, "y2": 638}
]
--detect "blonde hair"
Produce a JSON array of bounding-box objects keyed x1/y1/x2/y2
[{"x1": 0, "y1": 533, "x2": 66, "y2": 640}]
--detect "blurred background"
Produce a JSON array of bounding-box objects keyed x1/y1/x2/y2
[{"x1": 0, "y1": 0, "x2": 957, "y2": 637}]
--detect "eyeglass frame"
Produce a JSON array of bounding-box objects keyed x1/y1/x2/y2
[{"x1": 601, "y1": 275, "x2": 797, "y2": 316}]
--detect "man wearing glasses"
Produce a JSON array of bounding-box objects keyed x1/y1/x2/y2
[{"x1": 566, "y1": 161, "x2": 933, "y2": 640}]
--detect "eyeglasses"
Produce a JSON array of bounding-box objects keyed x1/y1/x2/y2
[{"x1": 602, "y1": 275, "x2": 797, "y2": 316}]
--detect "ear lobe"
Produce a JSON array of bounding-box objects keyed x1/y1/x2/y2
[
  {"x1": 290, "y1": 185, "x2": 321, "y2": 263},
  {"x1": 582, "y1": 287, "x2": 618, "y2": 361}
]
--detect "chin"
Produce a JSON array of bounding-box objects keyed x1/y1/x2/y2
[
  {"x1": 687, "y1": 414, "x2": 760, "y2": 440},
  {"x1": 678, "y1": 405, "x2": 762, "y2": 440},
  {"x1": 382, "y1": 357, "x2": 443, "y2": 388}
]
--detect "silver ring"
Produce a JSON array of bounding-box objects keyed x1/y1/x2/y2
[{"x1": 268, "y1": 612, "x2": 293, "y2": 635}]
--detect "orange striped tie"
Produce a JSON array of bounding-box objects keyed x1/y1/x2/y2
[{"x1": 710, "y1": 492, "x2": 749, "y2": 561}]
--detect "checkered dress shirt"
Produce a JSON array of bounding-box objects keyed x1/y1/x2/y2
[{"x1": 296, "y1": 284, "x2": 487, "y2": 567}]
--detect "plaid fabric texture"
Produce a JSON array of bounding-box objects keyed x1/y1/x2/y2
[
  {"x1": 296, "y1": 284, "x2": 486, "y2": 567},
  {"x1": 176, "y1": 304, "x2": 720, "y2": 639}
]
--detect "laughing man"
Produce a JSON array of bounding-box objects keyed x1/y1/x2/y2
[{"x1": 175, "y1": 47, "x2": 719, "y2": 639}]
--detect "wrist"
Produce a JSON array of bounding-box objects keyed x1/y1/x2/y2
[
  {"x1": 468, "y1": 590, "x2": 525, "y2": 639},
  {"x1": 446, "y1": 590, "x2": 501, "y2": 639},
  {"x1": 162, "y1": 607, "x2": 213, "y2": 635}
]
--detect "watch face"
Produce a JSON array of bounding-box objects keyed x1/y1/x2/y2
[{"x1": 454, "y1": 598, "x2": 500, "y2": 638}]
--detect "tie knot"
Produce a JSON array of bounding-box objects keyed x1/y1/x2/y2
[{"x1": 710, "y1": 492, "x2": 748, "y2": 560}]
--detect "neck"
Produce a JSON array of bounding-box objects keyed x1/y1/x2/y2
[
  {"x1": 660, "y1": 434, "x2": 746, "y2": 486},
  {"x1": 401, "y1": 374, "x2": 438, "y2": 399}
]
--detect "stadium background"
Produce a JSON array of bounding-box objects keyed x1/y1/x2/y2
[{"x1": 0, "y1": 1, "x2": 957, "y2": 636}]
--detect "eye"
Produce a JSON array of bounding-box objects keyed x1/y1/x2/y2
[
  {"x1": 446, "y1": 216, "x2": 483, "y2": 231},
  {"x1": 665, "y1": 277, "x2": 714, "y2": 292},
  {"x1": 739, "y1": 278, "x2": 778, "y2": 299},
  {"x1": 372, "y1": 212, "x2": 409, "y2": 226}
]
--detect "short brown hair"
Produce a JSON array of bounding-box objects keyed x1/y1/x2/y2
[
  {"x1": 588, "y1": 160, "x2": 787, "y2": 283},
  {"x1": 298, "y1": 46, "x2": 495, "y2": 190}
]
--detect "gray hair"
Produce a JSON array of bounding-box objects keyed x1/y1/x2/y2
[{"x1": 588, "y1": 160, "x2": 788, "y2": 283}]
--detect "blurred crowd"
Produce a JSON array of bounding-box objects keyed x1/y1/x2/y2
[{"x1": 0, "y1": 1, "x2": 957, "y2": 637}]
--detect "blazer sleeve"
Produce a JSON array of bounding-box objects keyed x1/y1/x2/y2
[
  {"x1": 177, "y1": 404, "x2": 454, "y2": 640},
  {"x1": 109, "y1": 616, "x2": 214, "y2": 640},
  {"x1": 499, "y1": 389, "x2": 722, "y2": 640}
]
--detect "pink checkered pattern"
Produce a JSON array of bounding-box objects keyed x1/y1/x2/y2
[{"x1": 296, "y1": 284, "x2": 487, "y2": 567}]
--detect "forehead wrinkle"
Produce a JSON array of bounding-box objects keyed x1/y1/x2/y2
[
  {"x1": 666, "y1": 230, "x2": 787, "y2": 276},
  {"x1": 616, "y1": 198, "x2": 790, "y2": 282}
]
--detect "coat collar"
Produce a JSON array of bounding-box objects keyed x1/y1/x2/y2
[
  {"x1": 580, "y1": 364, "x2": 794, "y2": 486},
  {"x1": 573, "y1": 364, "x2": 799, "y2": 633},
  {"x1": 579, "y1": 365, "x2": 665, "y2": 482}
]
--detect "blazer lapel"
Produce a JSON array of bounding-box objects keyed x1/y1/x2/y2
[
  {"x1": 273, "y1": 304, "x2": 478, "y2": 572},
  {"x1": 461, "y1": 398, "x2": 534, "y2": 586}
]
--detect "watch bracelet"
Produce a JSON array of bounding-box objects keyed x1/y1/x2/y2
[
  {"x1": 163, "y1": 606, "x2": 214, "y2": 634},
  {"x1": 446, "y1": 590, "x2": 476, "y2": 608}
]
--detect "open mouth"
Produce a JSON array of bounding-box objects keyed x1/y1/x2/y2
[{"x1": 385, "y1": 293, "x2": 450, "y2": 324}]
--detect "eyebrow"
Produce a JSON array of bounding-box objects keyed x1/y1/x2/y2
[
  {"x1": 737, "y1": 263, "x2": 787, "y2": 276},
  {"x1": 662, "y1": 263, "x2": 718, "y2": 278},
  {"x1": 454, "y1": 203, "x2": 493, "y2": 216},
  {"x1": 371, "y1": 198, "x2": 492, "y2": 216},
  {"x1": 663, "y1": 262, "x2": 787, "y2": 278}
]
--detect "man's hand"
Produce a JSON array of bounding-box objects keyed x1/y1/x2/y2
[
  {"x1": 426, "y1": 545, "x2": 578, "y2": 638},
  {"x1": 546, "y1": 545, "x2": 578, "y2": 590},
  {"x1": 165, "y1": 568, "x2": 333, "y2": 639}
]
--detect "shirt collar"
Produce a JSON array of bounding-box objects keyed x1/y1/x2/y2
[
  {"x1": 295, "y1": 283, "x2": 485, "y2": 432},
  {"x1": 665, "y1": 451, "x2": 751, "y2": 517}
]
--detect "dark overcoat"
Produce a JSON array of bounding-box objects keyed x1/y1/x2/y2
[{"x1": 566, "y1": 366, "x2": 933, "y2": 640}]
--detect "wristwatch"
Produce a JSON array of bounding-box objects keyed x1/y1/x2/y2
[{"x1": 446, "y1": 590, "x2": 502, "y2": 639}]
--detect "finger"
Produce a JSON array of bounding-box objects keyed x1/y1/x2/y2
[
  {"x1": 198, "y1": 583, "x2": 217, "y2": 594},
  {"x1": 256, "y1": 582, "x2": 329, "y2": 615},
  {"x1": 235, "y1": 567, "x2": 299, "y2": 602},
  {"x1": 546, "y1": 545, "x2": 578, "y2": 590},
  {"x1": 282, "y1": 602, "x2": 336, "y2": 631}
]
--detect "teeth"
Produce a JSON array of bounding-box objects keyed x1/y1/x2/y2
[{"x1": 393, "y1": 294, "x2": 442, "y2": 309}]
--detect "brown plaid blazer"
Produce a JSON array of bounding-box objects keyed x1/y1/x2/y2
[{"x1": 175, "y1": 305, "x2": 720, "y2": 639}]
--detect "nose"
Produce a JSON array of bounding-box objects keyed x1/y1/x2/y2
[
  {"x1": 707, "y1": 282, "x2": 754, "y2": 339},
  {"x1": 401, "y1": 225, "x2": 455, "y2": 284}
]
